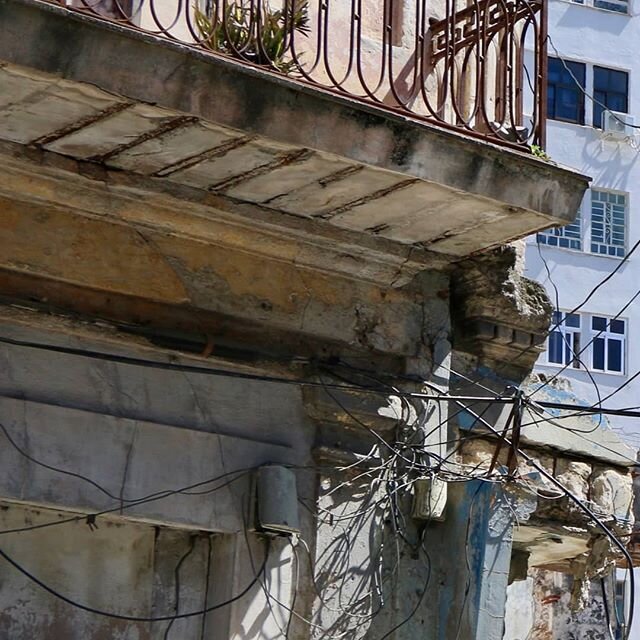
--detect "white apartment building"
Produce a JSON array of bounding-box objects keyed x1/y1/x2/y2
[
  {"x1": 526, "y1": 0, "x2": 639, "y2": 446},
  {"x1": 525, "y1": 2, "x2": 640, "y2": 637}
]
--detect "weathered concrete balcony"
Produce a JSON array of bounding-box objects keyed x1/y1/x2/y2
[{"x1": 0, "y1": 0, "x2": 586, "y2": 358}]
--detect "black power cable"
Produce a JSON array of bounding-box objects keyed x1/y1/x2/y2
[
  {"x1": 0, "y1": 333, "x2": 510, "y2": 404},
  {"x1": 0, "y1": 419, "x2": 142, "y2": 503},
  {"x1": 0, "y1": 537, "x2": 270, "y2": 622},
  {"x1": 163, "y1": 535, "x2": 197, "y2": 639},
  {"x1": 0, "y1": 467, "x2": 254, "y2": 536},
  {"x1": 529, "y1": 288, "x2": 640, "y2": 401},
  {"x1": 460, "y1": 233, "x2": 640, "y2": 392}
]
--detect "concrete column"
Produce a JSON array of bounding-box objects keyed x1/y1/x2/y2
[{"x1": 424, "y1": 480, "x2": 519, "y2": 640}]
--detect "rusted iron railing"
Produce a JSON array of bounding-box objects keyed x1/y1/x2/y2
[{"x1": 52, "y1": 0, "x2": 547, "y2": 149}]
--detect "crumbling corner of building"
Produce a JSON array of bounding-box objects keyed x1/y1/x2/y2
[{"x1": 450, "y1": 243, "x2": 553, "y2": 376}]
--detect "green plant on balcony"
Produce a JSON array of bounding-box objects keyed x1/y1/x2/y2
[
  {"x1": 195, "y1": 1, "x2": 309, "y2": 72},
  {"x1": 529, "y1": 145, "x2": 552, "y2": 161}
]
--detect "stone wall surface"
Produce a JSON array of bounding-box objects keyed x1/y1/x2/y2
[{"x1": 504, "y1": 569, "x2": 614, "y2": 640}]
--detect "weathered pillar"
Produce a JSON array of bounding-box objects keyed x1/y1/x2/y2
[{"x1": 424, "y1": 481, "x2": 532, "y2": 640}]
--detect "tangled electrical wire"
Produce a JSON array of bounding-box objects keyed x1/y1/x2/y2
[
  {"x1": 306, "y1": 363, "x2": 637, "y2": 640},
  {"x1": 0, "y1": 336, "x2": 635, "y2": 639}
]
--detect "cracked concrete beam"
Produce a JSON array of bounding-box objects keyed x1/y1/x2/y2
[
  {"x1": 0, "y1": 195, "x2": 190, "y2": 304},
  {"x1": 45, "y1": 102, "x2": 182, "y2": 159},
  {"x1": 0, "y1": 145, "x2": 440, "y2": 285},
  {"x1": 162, "y1": 137, "x2": 289, "y2": 187},
  {"x1": 105, "y1": 119, "x2": 240, "y2": 172},
  {"x1": 0, "y1": 150, "x2": 452, "y2": 356}
]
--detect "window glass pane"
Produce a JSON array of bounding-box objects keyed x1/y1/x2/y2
[
  {"x1": 548, "y1": 58, "x2": 585, "y2": 124},
  {"x1": 548, "y1": 332, "x2": 564, "y2": 364},
  {"x1": 592, "y1": 316, "x2": 607, "y2": 331},
  {"x1": 610, "y1": 319, "x2": 625, "y2": 334},
  {"x1": 607, "y1": 94, "x2": 627, "y2": 113},
  {"x1": 594, "y1": 91, "x2": 608, "y2": 107},
  {"x1": 547, "y1": 88, "x2": 556, "y2": 118},
  {"x1": 594, "y1": 103, "x2": 605, "y2": 129},
  {"x1": 610, "y1": 70, "x2": 629, "y2": 93},
  {"x1": 558, "y1": 89, "x2": 580, "y2": 121},
  {"x1": 548, "y1": 58, "x2": 562, "y2": 84},
  {"x1": 572, "y1": 332, "x2": 581, "y2": 368},
  {"x1": 570, "y1": 62, "x2": 586, "y2": 86},
  {"x1": 594, "y1": 67, "x2": 609, "y2": 91},
  {"x1": 608, "y1": 339, "x2": 623, "y2": 372},
  {"x1": 594, "y1": 0, "x2": 628, "y2": 11},
  {"x1": 565, "y1": 314, "x2": 580, "y2": 327},
  {"x1": 564, "y1": 337, "x2": 572, "y2": 365},
  {"x1": 593, "y1": 67, "x2": 629, "y2": 125},
  {"x1": 593, "y1": 338, "x2": 605, "y2": 369}
]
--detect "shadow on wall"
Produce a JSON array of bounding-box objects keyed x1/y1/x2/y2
[
  {"x1": 582, "y1": 137, "x2": 640, "y2": 191},
  {"x1": 556, "y1": 3, "x2": 630, "y2": 36}
]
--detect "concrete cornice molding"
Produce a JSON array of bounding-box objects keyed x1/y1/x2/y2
[
  {"x1": 0, "y1": 147, "x2": 441, "y2": 288},
  {"x1": 451, "y1": 245, "x2": 553, "y2": 375}
]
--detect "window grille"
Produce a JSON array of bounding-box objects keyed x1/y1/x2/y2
[{"x1": 591, "y1": 190, "x2": 627, "y2": 257}]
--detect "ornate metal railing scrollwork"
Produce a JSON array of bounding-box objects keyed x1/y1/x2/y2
[{"x1": 48, "y1": 0, "x2": 547, "y2": 149}]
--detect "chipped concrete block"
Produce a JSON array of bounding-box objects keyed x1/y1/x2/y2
[
  {"x1": 521, "y1": 452, "x2": 555, "y2": 477},
  {"x1": 460, "y1": 438, "x2": 507, "y2": 469},
  {"x1": 555, "y1": 460, "x2": 591, "y2": 502},
  {"x1": 0, "y1": 63, "x2": 56, "y2": 109},
  {"x1": 516, "y1": 453, "x2": 558, "y2": 496},
  {"x1": 591, "y1": 468, "x2": 634, "y2": 523},
  {"x1": 461, "y1": 439, "x2": 557, "y2": 489}
]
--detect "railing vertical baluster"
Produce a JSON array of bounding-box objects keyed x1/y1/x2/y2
[
  {"x1": 538, "y1": 0, "x2": 548, "y2": 148},
  {"x1": 44, "y1": 0, "x2": 548, "y2": 150}
]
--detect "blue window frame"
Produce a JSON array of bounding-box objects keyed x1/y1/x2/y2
[
  {"x1": 537, "y1": 208, "x2": 582, "y2": 250},
  {"x1": 593, "y1": 66, "x2": 628, "y2": 129},
  {"x1": 594, "y1": 0, "x2": 629, "y2": 12},
  {"x1": 547, "y1": 58, "x2": 586, "y2": 125},
  {"x1": 592, "y1": 315, "x2": 626, "y2": 373}
]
